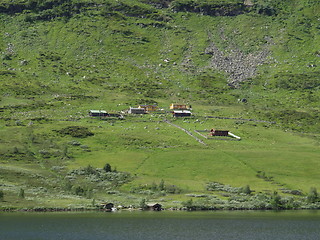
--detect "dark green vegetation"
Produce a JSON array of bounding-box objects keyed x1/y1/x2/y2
[{"x1": 0, "y1": 0, "x2": 319, "y2": 210}]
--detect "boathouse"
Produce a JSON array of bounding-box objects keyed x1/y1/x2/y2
[
  {"x1": 100, "y1": 202, "x2": 114, "y2": 211},
  {"x1": 146, "y1": 203, "x2": 162, "y2": 211}
]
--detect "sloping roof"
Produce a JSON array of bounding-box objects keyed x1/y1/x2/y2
[
  {"x1": 89, "y1": 110, "x2": 107, "y2": 114},
  {"x1": 173, "y1": 110, "x2": 191, "y2": 114},
  {"x1": 129, "y1": 107, "x2": 145, "y2": 111},
  {"x1": 146, "y1": 203, "x2": 161, "y2": 207},
  {"x1": 139, "y1": 105, "x2": 157, "y2": 107}
]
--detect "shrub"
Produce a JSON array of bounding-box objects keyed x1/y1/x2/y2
[
  {"x1": 56, "y1": 126, "x2": 94, "y2": 138},
  {"x1": 274, "y1": 72, "x2": 320, "y2": 90},
  {"x1": 0, "y1": 190, "x2": 4, "y2": 201},
  {"x1": 139, "y1": 198, "x2": 148, "y2": 209},
  {"x1": 74, "y1": 186, "x2": 85, "y2": 196},
  {"x1": 270, "y1": 191, "x2": 282, "y2": 210},
  {"x1": 181, "y1": 199, "x2": 195, "y2": 210},
  {"x1": 165, "y1": 185, "x2": 181, "y2": 194},
  {"x1": 64, "y1": 180, "x2": 73, "y2": 191},
  {"x1": 240, "y1": 185, "x2": 252, "y2": 195},
  {"x1": 84, "y1": 165, "x2": 96, "y2": 175},
  {"x1": 103, "y1": 163, "x2": 112, "y2": 173},
  {"x1": 307, "y1": 187, "x2": 318, "y2": 203},
  {"x1": 170, "y1": 0, "x2": 246, "y2": 16},
  {"x1": 104, "y1": 1, "x2": 156, "y2": 18},
  {"x1": 206, "y1": 182, "x2": 241, "y2": 193},
  {"x1": 19, "y1": 188, "x2": 25, "y2": 199},
  {"x1": 158, "y1": 179, "x2": 165, "y2": 191}
]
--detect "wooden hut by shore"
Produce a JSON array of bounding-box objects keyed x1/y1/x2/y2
[{"x1": 146, "y1": 203, "x2": 162, "y2": 211}]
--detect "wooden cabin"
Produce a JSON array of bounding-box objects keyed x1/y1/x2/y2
[
  {"x1": 128, "y1": 107, "x2": 146, "y2": 114},
  {"x1": 146, "y1": 203, "x2": 162, "y2": 211},
  {"x1": 172, "y1": 110, "x2": 192, "y2": 117},
  {"x1": 210, "y1": 129, "x2": 229, "y2": 136},
  {"x1": 89, "y1": 110, "x2": 108, "y2": 117},
  {"x1": 170, "y1": 103, "x2": 189, "y2": 110},
  {"x1": 100, "y1": 202, "x2": 114, "y2": 211},
  {"x1": 138, "y1": 105, "x2": 158, "y2": 112}
]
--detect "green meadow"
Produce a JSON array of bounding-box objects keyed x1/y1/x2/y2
[{"x1": 0, "y1": 0, "x2": 319, "y2": 209}]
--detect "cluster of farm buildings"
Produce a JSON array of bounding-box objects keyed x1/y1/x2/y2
[
  {"x1": 89, "y1": 103, "x2": 192, "y2": 118},
  {"x1": 89, "y1": 103, "x2": 239, "y2": 139}
]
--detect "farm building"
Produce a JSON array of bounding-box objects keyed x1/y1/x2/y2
[
  {"x1": 128, "y1": 107, "x2": 146, "y2": 114},
  {"x1": 170, "y1": 103, "x2": 189, "y2": 110},
  {"x1": 138, "y1": 105, "x2": 158, "y2": 112},
  {"x1": 210, "y1": 129, "x2": 229, "y2": 136},
  {"x1": 172, "y1": 110, "x2": 192, "y2": 117},
  {"x1": 146, "y1": 203, "x2": 162, "y2": 211},
  {"x1": 89, "y1": 110, "x2": 108, "y2": 117}
]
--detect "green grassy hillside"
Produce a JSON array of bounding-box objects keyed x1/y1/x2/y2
[{"x1": 0, "y1": 0, "x2": 319, "y2": 210}]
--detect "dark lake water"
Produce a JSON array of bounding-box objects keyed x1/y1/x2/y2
[{"x1": 1, "y1": 210, "x2": 320, "y2": 240}]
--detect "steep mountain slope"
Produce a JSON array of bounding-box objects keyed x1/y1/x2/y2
[{"x1": 0, "y1": 0, "x2": 319, "y2": 209}]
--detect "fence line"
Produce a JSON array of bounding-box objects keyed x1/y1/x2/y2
[
  {"x1": 206, "y1": 116, "x2": 276, "y2": 124},
  {"x1": 164, "y1": 120, "x2": 207, "y2": 146}
]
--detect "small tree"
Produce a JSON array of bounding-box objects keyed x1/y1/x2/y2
[
  {"x1": 241, "y1": 185, "x2": 252, "y2": 195},
  {"x1": 307, "y1": 187, "x2": 318, "y2": 203},
  {"x1": 158, "y1": 179, "x2": 165, "y2": 191},
  {"x1": 19, "y1": 188, "x2": 25, "y2": 199},
  {"x1": 103, "y1": 163, "x2": 112, "y2": 173},
  {"x1": 139, "y1": 198, "x2": 148, "y2": 210},
  {"x1": 62, "y1": 145, "x2": 69, "y2": 159},
  {"x1": 64, "y1": 180, "x2": 73, "y2": 191},
  {"x1": 86, "y1": 188, "x2": 93, "y2": 199},
  {"x1": 74, "y1": 186, "x2": 85, "y2": 196},
  {"x1": 0, "y1": 190, "x2": 4, "y2": 201},
  {"x1": 270, "y1": 191, "x2": 282, "y2": 210},
  {"x1": 13, "y1": 147, "x2": 19, "y2": 154},
  {"x1": 151, "y1": 182, "x2": 157, "y2": 191},
  {"x1": 182, "y1": 199, "x2": 195, "y2": 211},
  {"x1": 84, "y1": 165, "x2": 96, "y2": 175}
]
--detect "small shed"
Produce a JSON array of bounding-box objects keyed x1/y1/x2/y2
[
  {"x1": 210, "y1": 129, "x2": 229, "y2": 136},
  {"x1": 100, "y1": 202, "x2": 114, "y2": 211},
  {"x1": 172, "y1": 110, "x2": 192, "y2": 117},
  {"x1": 170, "y1": 103, "x2": 188, "y2": 110},
  {"x1": 128, "y1": 107, "x2": 146, "y2": 114},
  {"x1": 147, "y1": 203, "x2": 162, "y2": 211},
  {"x1": 89, "y1": 110, "x2": 108, "y2": 117},
  {"x1": 138, "y1": 105, "x2": 158, "y2": 112}
]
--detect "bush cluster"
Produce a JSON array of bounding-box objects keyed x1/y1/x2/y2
[
  {"x1": 206, "y1": 182, "x2": 243, "y2": 193},
  {"x1": 130, "y1": 179, "x2": 182, "y2": 195},
  {"x1": 65, "y1": 164, "x2": 132, "y2": 191},
  {"x1": 170, "y1": 0, "x2": 246, "y2": 16},
  {"x1": 56, "y1": 126, "x2": 94, "y2": 138},
  {"x1": 0, "y1": 190, "x2": 4, "y2": 201}
]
